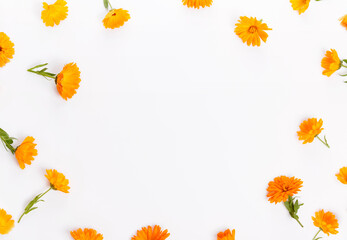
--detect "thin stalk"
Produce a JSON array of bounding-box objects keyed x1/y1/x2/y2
[
  {"x1": 312, "y1": 229, "x2": 322, "y2": 240},
  {"x1": 316, "y1": 135, "x2": 330, "y2": 148}
]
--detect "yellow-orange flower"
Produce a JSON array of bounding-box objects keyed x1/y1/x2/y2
[
  {"x1": 321, "y1": 49, "x2": 341, "y2": 77},
  {"x1": 103, "y1": 9, "x2": 130, "y2": 29},
  {"x1": 182, "y1": 0, "x2": 213, "y2": 9},
  {"x1": 0, "y1": 209, "x2": 14, "y2": 235},
  {"x1": 267, "y1": 176, "x2": 303, "y2": 204},
  {"x1": 339, "y1": 15, "x2": 347, "y2": 30},
  {"x1": 71, "y1": 228, "x2": 103, "y2": 240},
  {"x1": 234, "y1": 17, "x2": 272, "y2": 47},
  {"x1": 132, "y1": 225, "x2": 170, "y2": 240},
  {"x1": 41, "y1": 0, "x2": 68, "y2": 27},
  {"x1": 15, "y1": 136, "x2": 38, "y2": 169},
  {"x1": 312, "y1": 210, "x2": 339, "y2": 235},
  {"x1": 45, "y1": 169, "x2": 70, "y2": 193},
  {"x1": 290, "y1": 0, "x2": 310, "y2": 15},
  {"x1": 56, "y1": 62, "x2": 81, "y2": 100},
  {"x1": 336, "y1": 167, "x2": 347, "y2": 184},
  {"x1": 0, "y1": 32, "x2": 15, "y2": 68},
  {"x1": 217, "y1": 229, "x2": 235, "y2": 240},
  {"x1": 297, "y1": 118, "x2": 323, "y2": 144}
]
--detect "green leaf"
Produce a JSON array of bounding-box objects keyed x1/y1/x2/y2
[
  {"x1": 103, "y1": 0, "x2": 109, "y2": 9},
  {"x1": 343, "y1": 59, "x2": 347, "y2": 64},
  {"x1": 0, "y1": 128, "x2": 15, "y2": 154}
]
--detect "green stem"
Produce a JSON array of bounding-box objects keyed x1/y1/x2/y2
[
  {"x1": 108, "y1": 0, "x2": 113, "y2": 9},
  {"x1": 27, "y1": 63, "x2": 56, "y2": 80},
  {"x1": 294, "y1": 217, "x2": 304, "y2": 228},
  {"x1": 18, "y1": 187, "x2": 52, "y2": 223},
  {"x1": 316, "y1": 135, "x2": 330, "y2": 148},
  {"x1": 312, "y1": 229, "x2": 322, "y2": 240}
]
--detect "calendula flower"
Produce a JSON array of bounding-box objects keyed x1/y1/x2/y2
[
  {"x1": 297, "y1": 118, "x2": 330, "y2": 148},
  {"x1": 312, "y1": 210, "x2": 338, "y2": 240},
  {"x1": 340, "y1": 15, "x2": 347, "y2": 30},
  {"x1": 71, "y1": 228, "x2": 103, "y2": 240},
  {"x1": 132, "y1": 225, "x2": 170, "y2": 240},
  {"x1": 182, "y1": 0, "x2": 213, "y2": 9},
  {"x1": 0, "y1": 128, "x2": 37, "y2": 169},
  {"x1": 290, "y1": 0, "x2": 310, "y2": 15},
  {"x1": 102, "y1": 0, "x2": 130, "y2": 29},
  {"x1": 18, "y1": 169, "x2": 69, "y2": 223},
  {"x1": 15, "y1": 136, "x2": 38, "y2": 169},
  {"x1": 217, "y1": 229, "x2": 235, "y2": 240},
  {"x1": 336, "y1": 167, "x2": 347, "y2": 184},
  {"x1": 0, "y1": 209, "x2": 14, "y2": 235},
  {"x1": 27, "y1": 62, "x2": 81, "y2": 100},
  {"x1": 41, "y1": 0, "x2": 68, "y2": 27},
  {"x1": 234, "y1": 17, "x2": 272, "y2": 47},
  {"x1": 267, "y1": 176, "x2": 304, "y2": 227},
  {"x1": 321, "y1": 49, "x2": 342, "y2": 77},
  {"x1": 0, "y1": 32, "x2": 15, "y2": 68}
]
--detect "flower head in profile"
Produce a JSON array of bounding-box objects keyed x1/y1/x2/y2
[
  {"x1": 0, "y1": 32, "x2": 15, "y2": 68},
  {"x1": 27, "y1": 62, "x2": 81, "y2": 100},
  {"x1": 41, "y1": 0, "x2": 68, "y2": 27},
  {"x1": 267, "y1": 176, "x2": 303, "y2": 204},
  {"x1": 217, "y1": 229, "x2": 235, "y2": 240},
  {"x1": 339, "y1": 15, "x2": 347, "y2": 30},
  {"x1": 290, "y1": 0, "x2": 310, "y2": 15},
  {"x1": 235, "y1": 17, "x2": 272, "y2": 47},
  {"x1": 45, "y1": 169, "x2": 70, "y2": 193},
  {"x1": 18, "y1": 169, "x2": 70, "y2": 223},
  {"x1": 103, "y1": 9, "x2": 130, "y2": 29},
  {"x1": 56, "y1": 63, "x2": 81, "y2": 100},
  {"x1": 71, "y1": 228, "x2": 103, "y2": 240},
  {"x1": 336, "y1": 167, "x2": 347, "y2": 184},
  {"x1": 321, "y1": 49, "x2": 341, "y2": 77},
  {"x1": 182, "y1": 0, "x2": 213, "y2": 9},
  {"x1": 15, "y1": 136, "x2": 38, "y2": 169},
  {"x1": 297, "y1": 118, "x2": 329, "y2": 148},
  {"x1": 0, "y1": 209, "x2": 14, "y2": 235},
  {"x1": 312, "y1": 210, "x2": 338, "y2": 239},
  {"x1": 132, "y1": 225, "x2": 170, "y2": 240}
]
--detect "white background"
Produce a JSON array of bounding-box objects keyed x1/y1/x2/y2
[{"x1": 1, "y1": 0, "x2": 347, "y2": 239}]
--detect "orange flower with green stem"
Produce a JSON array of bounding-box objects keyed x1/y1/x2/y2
[
  {"x1": 18, "y1": 169, "x2": 70, "y2": 223},
  {"x1": 132, "y1": 225, "x2": 170, "y2": 240},
  {"x1": 321, "y1": 49, "x2": 347, "y2": 78},
  {"x1": 28, "y1": 62, "x2": 81, "y2": 100},
  {"x1": 0, "y1": 128, "x2": 37, "y2": 169},
  {"x1": 312, "y1": 210, "x2": 338, "y2": 240},
  {"x1": 267, "y1": 176, "x2": 304, "y2": 227},
  {"x1": 297, "y1": 118, "x2": 329, "y2": 148},
  {"x1": 102, "y1": 0, "x2": 130, "y2": 29},
  {"x1": 217, "y1": 229, "x2": 235, "y2": 240},
  {"x1": 234, "y1": 16, "x2": 272, "y2": 47}
]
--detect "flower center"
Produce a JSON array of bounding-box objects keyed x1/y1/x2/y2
[
  {"x1": 112, "y1": 13, "x2": 117, "y2": 16},
  {"x1": 248, "y1": 26, "x2": 257, "y2": 33},
  {"x1": 0, "y1": 46, "x2": 2, "y2": 52}
]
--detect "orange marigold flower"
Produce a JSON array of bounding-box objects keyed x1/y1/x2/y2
[
  {"x1": 45, "y1": 169, "x2": 70, "y2": 193},
  {"x1": 103, "y1": 9, "x2": 130, "y2": 29},
  {"x1": 56, "y1": 63, "x2": 81, "y2": 100},
  {"x1": 182, "y1": 0, "x2": 213, "y2": 9},
  {"x1": 0, "y1": 209, "x2": 14, "y2": 235},
  {"x1": 340, "y1": 15, "x2": 347, "y2": 30},
  {"x1": 336, "y1": 167, "x2": 347, "y2": 184},
  {"x1": 41, "y1": 0, "x2": 68, "y2": 27},
  {"x1": 312, "y1": 210, "x2": 338, "y2": 236},
  {"x1": 217, "y1": 229, "x2": 235, "y2": 240},
  {"x1": 321, "y1": 49, "x2": 341, "y2": 77},
  {"x1": 71, "y1": 228, "x2": 103, "y2": 240},
  {"x1": 15, "y1": 136, "x2": 38, "y2": 169},
  {"x1": 132, "y1": 225, "x2": 170, "y2": 240},
  {"x1": 234, "y1": 16, "x2": 272, "y2": 47},
  {"x1": 0, "y1": 32, "x2": 15, "y2": 68},
  {"x1": 290, "y1": 0, "x2": 310, "y2": 15},
  {"x1": 297, "y1": 118, "x2": 324, "y2": 144},
  {"x1": 267, "y1": 176, "x2": 303, "y2": 204}
]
